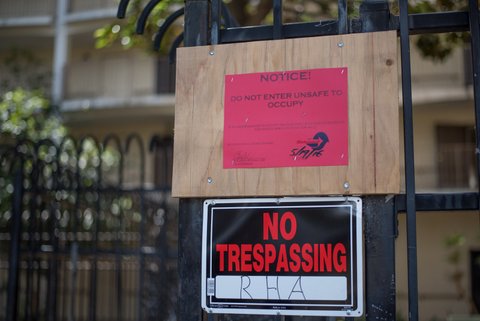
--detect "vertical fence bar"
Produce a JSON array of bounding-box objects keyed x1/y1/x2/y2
[
  {"x1": 273, "y1": 0, "x2": 283, "y2": 39},
  {"x1": 137, "y1": 186, "x2": 145, "y2": 321},
  {"x1": 6, "y1": 158, "x2": 24, "y2": 321},
  {"x1": 125, "y1": 135, "x2": 146, "y2": 321},
  {"x1": 89, "y1": 154, "x2": 102, "y2": 321},
  {"x1": 138, "y1": 191, "x2": 145, "y2": 321},
  {"x1": 26, "y1": 149, "x2": 41, "y2": 321},
  {"x1": 35, "y1": 257, "x2": 42, "y2": 318},
  {"x1": 338, "y1": 3, "x2": 349, "y2": 319},
  {"x1": 70, "y1": 146, "x2": 81, "y2": 321},
  {"x1": 116, "y1": 214, "x2": 123, "y2": 321},
  {"x1": 211, "y1": 0, "x2": 221, "y2": 44},
  {"x1": 179, "y1": 2, "x2": 210, "y2": 321},
  {"x1": 468, "y1": 0, "x2": 480, "y2": 203},
  {"x1": 184, "y1": 0, "x2": 210, "y2": 47},
  {"x1": 111, "y1": 138, "x2": 124, "y2": 321},
  {"x1": 46, "y1": 150, "x2": 60, "y2": 321},
  {"x1": 360, "y1": 0, "x2": 390, "y2": 32},
  {"x1": 364, "y1": 196, "x2": 396, "y2": 321},
  {"x1": 61, "y1": 256, "x2": 68, "y2": 321},
  {"x1": 47, "y1": 202, "x2": 59, "y2": 321},
  {"x1": 399, "y1": 1, "x2": 419, "y2": 321},
  {"x1": 338, "y1": 0, "x2": 348, "y2": 34},
  {"x1": 158, "y1": 195, "x2": 169, "y2": 320},
  {"x1": 178, "y1": 199, "x2": 204, "y2": 321}
]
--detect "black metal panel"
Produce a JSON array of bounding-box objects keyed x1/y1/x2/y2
[
  {"x1": 178, "y1": 199, "x2": 204, "y2": 321},
  {"x1": 184, "y1": 0, "x2": 210, "y2": 47},
  {"x1": 359, "y1": 0, "x2": 391, "y2": 32},
  {"x1": 364, "y1": 196, "x2": 396, "y2": 321}
]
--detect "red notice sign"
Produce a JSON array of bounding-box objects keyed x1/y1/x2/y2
[{"x1": 223, "y1": 68, "x2": 348, "y2": 168}]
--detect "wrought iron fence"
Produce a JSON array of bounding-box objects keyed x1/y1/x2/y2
[
  {"x1": 119, "y1": 0, "x2": 480, "y2": 321},
  {"x1": 0, "y1": 134, "x2": 177, "y2": 321}
]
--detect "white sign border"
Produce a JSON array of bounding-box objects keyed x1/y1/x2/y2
[{"x1": 201, "y1": 197, "x2": 363, "y2": 317}]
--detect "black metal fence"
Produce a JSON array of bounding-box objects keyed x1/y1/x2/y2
[
  {"x1": 2, "y1": 1, "x2": 480, "y2": 321},
  {"x1": 168, "y1": 1, "x2": 480, "y2": 321},
  {"x1": 0, "y1": 134, "x2": 177, "y2": 321}
]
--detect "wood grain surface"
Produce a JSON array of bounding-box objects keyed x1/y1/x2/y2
[{"x1": 172, "y1": 31, "x2": 400, "y2": 197}]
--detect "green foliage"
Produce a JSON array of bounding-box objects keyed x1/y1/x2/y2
[
  {"x1": 0, "y1": 89, "x2": 123, "y2": 237},
  {"x1": 0, "y1": 61, "x2": 121, "y2": 236},
  {"x1": 445, "y1": 232, "x2": 466, "y2": 264},
  {"x1": 409, "y1": 0, "x2": 469, "y2": 62},
  {"x1": 445, "y1": 232, "x2": 466, "y2": 248},
  {"x1": 94, "y1": 0, "x2": 183, "y2": 53},
  {"x1": 409, "y1": 0, "x2": 468, "y2": 13},
  {"x1": 0, "y1": 89, "x2": 66, "y2": 144},
  {"x1": 283, "y1": 0, "x2": 337, "y2": 23},
  {"x1": 414, "y1": 33, "x2": 468, "y2": 62},
  {"x1": 0, "y1": 89, "x2": 64, "y2": 229},
  {"x1": 444, "y1": 233, "x2": 467, "y2": 299}
]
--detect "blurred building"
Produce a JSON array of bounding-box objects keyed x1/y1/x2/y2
[
  {"x1": 0, "y1": 1, "x2": 478, "y2": 320},
  {"x1": 0, "y1": 0, "x2": 175, "y2": 187},
  {"x1": 396, "y1": 40, "x2": 478, "y2": 320},
  {"x1": 0, "y1": 2, "x2": 178, "y2": 320}
]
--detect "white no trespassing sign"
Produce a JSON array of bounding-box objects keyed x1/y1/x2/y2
[{"x1": 201, "y1": 197, "x2": 363, "y2": 317}]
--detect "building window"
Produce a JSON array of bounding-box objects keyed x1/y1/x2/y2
[{"x1": 436, "y1": 125, "x2": 477, "y2": 189}]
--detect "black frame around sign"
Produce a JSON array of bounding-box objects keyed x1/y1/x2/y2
[{"x1": 201, "y1": 197, "x2": 362, "y2": 317}]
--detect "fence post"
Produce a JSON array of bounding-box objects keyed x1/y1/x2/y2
[
  {"x1": 178, "y1": 1, "x2": 210, "y2": 321},
  {"x1": 359, "y1": 0, "x2": 391, "y2": 32},
  {"x1": 178, "y1": 199, "x2": 205, "y2": 321},
  {"x1": 357, "y1": 4, "x2": 397, "y2": 318},
  {"x1": 364, "y1": 196, "x2": 397, "y2": 321},
  {"x1": 6, "y1": 158, "x2": 24, "y2": 321}
]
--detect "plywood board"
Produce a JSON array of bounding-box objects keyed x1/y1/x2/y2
[{"x1": 173, "y1": 31, "x2": 400, "y2": 197}]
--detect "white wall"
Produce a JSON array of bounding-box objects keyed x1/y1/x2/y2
[{"x1": 396, "y1": 211, "x2": 480, "y2": 321}]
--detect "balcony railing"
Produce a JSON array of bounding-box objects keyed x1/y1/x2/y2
[
  {"x1": 0, "y1": 0, "x2": 117, "y2": 20},
  {"x1": 65, "y1": 53, "x2": 157, "y2": 99},
  {"x1": 69, "y1": 0, "x2": 117, "y2": 13},
  {"x1": 0, "y1": 0, "x2": 55, "y2": 19}
]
